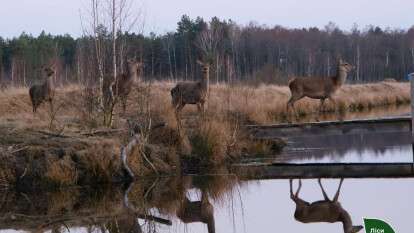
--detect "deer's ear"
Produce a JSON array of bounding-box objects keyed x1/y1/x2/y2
[
  {"x1": 196, "y1": 60, "x2": 204, "y2": 66},
  {"x1": 339, "y1": 58, "x2": 344, "y2": 64},
  {"x1": 49, "y1": 60, "x2": 57, "y2": 68}
]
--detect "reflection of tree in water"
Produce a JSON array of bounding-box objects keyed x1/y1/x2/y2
[
  {"x1": 0, "y1": 168, "x2": 243, "y2": 233},
  {"x1": 284, "y1": 131, "x2": 410, "y2": 162}
]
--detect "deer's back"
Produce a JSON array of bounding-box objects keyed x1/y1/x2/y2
[
  {"x1": 289, "y1": 76, "x2": 337, "y2": 99},
  {"x1": 172, "y1": 81, "x2": 206, "y2": 104},
  {"x1": 112, "y1": 74, "x2": 133, "y2": 97},
  {"x1": 29, "y1": 82, "x2": 50, "y2": 101},
  {"x1": 295, "y1": 201, "x2": 342, "y2": 223}
]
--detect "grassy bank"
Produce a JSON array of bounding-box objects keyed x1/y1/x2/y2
[{"x1": 0, "y1": 81, "x2": 410, "y2": 188}]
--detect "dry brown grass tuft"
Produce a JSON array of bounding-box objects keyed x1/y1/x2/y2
[
  {"x1": 45, "y1": 156, "x2": 78, "y2": 186},
  {"x1": 189, "y1": 119, "x2": 235, "y2": 164},
  {"x1": 77, "y1": 139, "x2": 121, "y2": 182}
]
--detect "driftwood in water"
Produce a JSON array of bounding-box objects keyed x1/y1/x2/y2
[
  {"x1": 121, "y1": 133, "x2": 140, "y2": 179},
  {"x1": 121, "y1": 121, "x2": 167, "y2": 179}
]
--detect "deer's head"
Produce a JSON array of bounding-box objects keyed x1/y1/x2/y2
[
  {"x1": 197, "y1": 60, "x2": 210, "y2": 73},
  {"x1": 41, "y1": 65, "x2": 56, "y2": 77},
  {"x1": 347, "y1": 225, "x2": 363, "y2": 233},
  {"x1": 338, "y1": 59, "x2": 354, "y2": 73},
  {"x1": 127, "y1": 59, "x2": 143, "y2": 74}
]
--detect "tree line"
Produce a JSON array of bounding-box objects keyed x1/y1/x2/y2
[{"x1": 1, "y1": 15, "x2": 414, "y2": 87}]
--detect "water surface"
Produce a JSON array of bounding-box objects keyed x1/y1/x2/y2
[{"x1": 1, "y1": 176, "x2": 413, "y2": 233}]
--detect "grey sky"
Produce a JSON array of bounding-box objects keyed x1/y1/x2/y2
[{"x1": 1, "y1": 0, "x2": 413, "y2": 38}]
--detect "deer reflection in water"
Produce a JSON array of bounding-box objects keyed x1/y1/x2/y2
[
  {"x1": 176, "y1": 191, "x2": 215, "y2": 233},
  {"x1": 290, "y1": 178, "x2": 363, "y2": 233}
]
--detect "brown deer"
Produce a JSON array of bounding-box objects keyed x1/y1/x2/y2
[
  {"x1": 111, "y1": 59, "x2": 143, "y2": 112},
  {"x1": 177, "y1": 192, "x2": 215, "y2": 233},
  {"x1": 290, "y1": 178, "x2": 363, "y2": 233},
  {"x1": 29, "y1": 64, "x2": 56, "y2": 113},
  {"x1": 287, "y1": 59, "x2": 354, "y2": 114},
  {"x1": 171, "y1": 60, "x2": 210, "y2": 122}
]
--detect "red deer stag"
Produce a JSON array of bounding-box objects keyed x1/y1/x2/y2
[
  {"x1": 171, "y1": 60, "x2": 210, "y2": 123},
  {"x1": 287, "y1": 59, "x2": 354, "y2": 114},
  {"x1": 111, "y1": 59, "x2": 143, "y2": 112},
  {"x1": 290, "y1": 178, "x2": 363, "y2": 233},
  {"x1": 29, "y1": 64, "x2": 56, "y2": 113}
]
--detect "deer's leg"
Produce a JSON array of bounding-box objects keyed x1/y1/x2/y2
[
  {"x1": 328, "y1": 96, "x2": 337, "y2": 112},
  {"x1": 319, "y1": 98, "x2": 326, "y2": 112},
  {"x1": 198, "y1": 102, "x2": 206, "y2": 119},
  {"x1": 290, "y1": 179, "x2": 302, "y2": 199},
  {"x1": 333, "y1": 178, "x2": 344, "y2": 202},
  {"x1": 287, "y1": 94, "x2": 303, "y2": 119},
  {"x1": 175, "y1": 103, "x2": 185, "y2": 130},
  {"x1": 122, "y1": 96, "x2": 127, "y2": 114},
  {"x1": 290, "y1": 179, "x2": 308, "y2": 206},
  {"x1": 295, "y1": 179, "x2": 302, "y2": 197},
  {"x1": 318, "y1": 178, "x2": 330, "y2": 201},
  {"x1": 197, "y1": 103, "x2": 202, "y2": 113}
]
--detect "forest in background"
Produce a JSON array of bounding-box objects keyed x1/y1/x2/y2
[{"x1": 0, "y1": 15, "x2": 414, "y2": 87}]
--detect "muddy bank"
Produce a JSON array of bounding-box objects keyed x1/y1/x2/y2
[{"x1": 0, "y1": 121, "x2": 284, "y2": 189}]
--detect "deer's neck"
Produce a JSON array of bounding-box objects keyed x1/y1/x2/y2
[
  {"x1": 339, "y1": 209, "x2": 353, "y2": 233},
  {"x1": 201, "y1": 69, "x2": 209, "y2": 91},
  {"x1": 45, "y1": 76, "x2": 54, "y2": 89},
  {"x1": 127, "y1": 67, "x2": 139, "y2": 83},
  {"x1": 333, "y1": 68, "x2": 348, "y2": 86}
]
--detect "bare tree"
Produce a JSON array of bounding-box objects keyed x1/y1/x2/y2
[{"x1": 81, "y1": 0, "x2": 145, "y2": 126}]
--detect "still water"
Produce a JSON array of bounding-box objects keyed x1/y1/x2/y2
[{"x1": 1, "y1": 176, "x2": 413, "y2": 233}]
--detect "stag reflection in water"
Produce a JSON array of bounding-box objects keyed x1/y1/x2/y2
[{"x1": 290, "y1": 178, "x2": 363, "y2": 233}]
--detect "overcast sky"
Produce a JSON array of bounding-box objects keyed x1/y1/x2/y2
[{"x1": 1, "y1": 0, "x2": 413, "y2": 38}]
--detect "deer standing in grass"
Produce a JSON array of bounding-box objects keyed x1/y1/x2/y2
[
  {"x1": 171, "y1": 60, "x2": 210, "y2": 123},
  {"x1": 287, "y1": 59, "x2": 354, "y2": 114},
  {"x1": 290, "y1": 179, "x2": 363, "y2": 233},
  {"x1": 111, "y1": 59, "x2": 143, "y2": 112},
  {"x1": 29, "y1": 64, "x2": 56, "y2": 113}
]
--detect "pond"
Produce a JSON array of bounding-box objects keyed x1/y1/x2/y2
[{"x1": 0, "y1": 176, "x2": 413, "y2": 233}]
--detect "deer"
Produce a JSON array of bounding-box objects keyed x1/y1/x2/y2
[
  {"x1": 29, "y1": 64, "x2": 56, "y2": 113},
  {"x1": 287, "y1": 59, "x2": 354, "y2": 116},
  {"x1": 111, "y1": 59, "x2": 143, "y2": 112},
  {"x1": 177, "y1": 191, "x2": 215, "y2": 233},
  {"x1": 171, "y1": 60, "x2": 210, "y2": 124},
  {"x1": 289, "y1": 178, "x2": 363, "y2": 233}
]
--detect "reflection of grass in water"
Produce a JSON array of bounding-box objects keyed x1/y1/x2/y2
[{"x1": 0, "y1": 172, "x2": 253, "y2": 233}]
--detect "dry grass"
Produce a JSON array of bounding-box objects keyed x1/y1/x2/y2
[
  {"x1": 189, "y1": 119, "x2": 235, "y2": 164},
  {"x1": 45, "y1": 156, "x2": 78, "y2": 186},
  {"x1": 76, "y1": 139, "x2": 121, "y2": 182},
  {"x1": 0, "y1": 81, "x2": 408, "y2": 128},
  {"x1": 0, "y1": 80, "x2": 409, "y2": 186}
]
